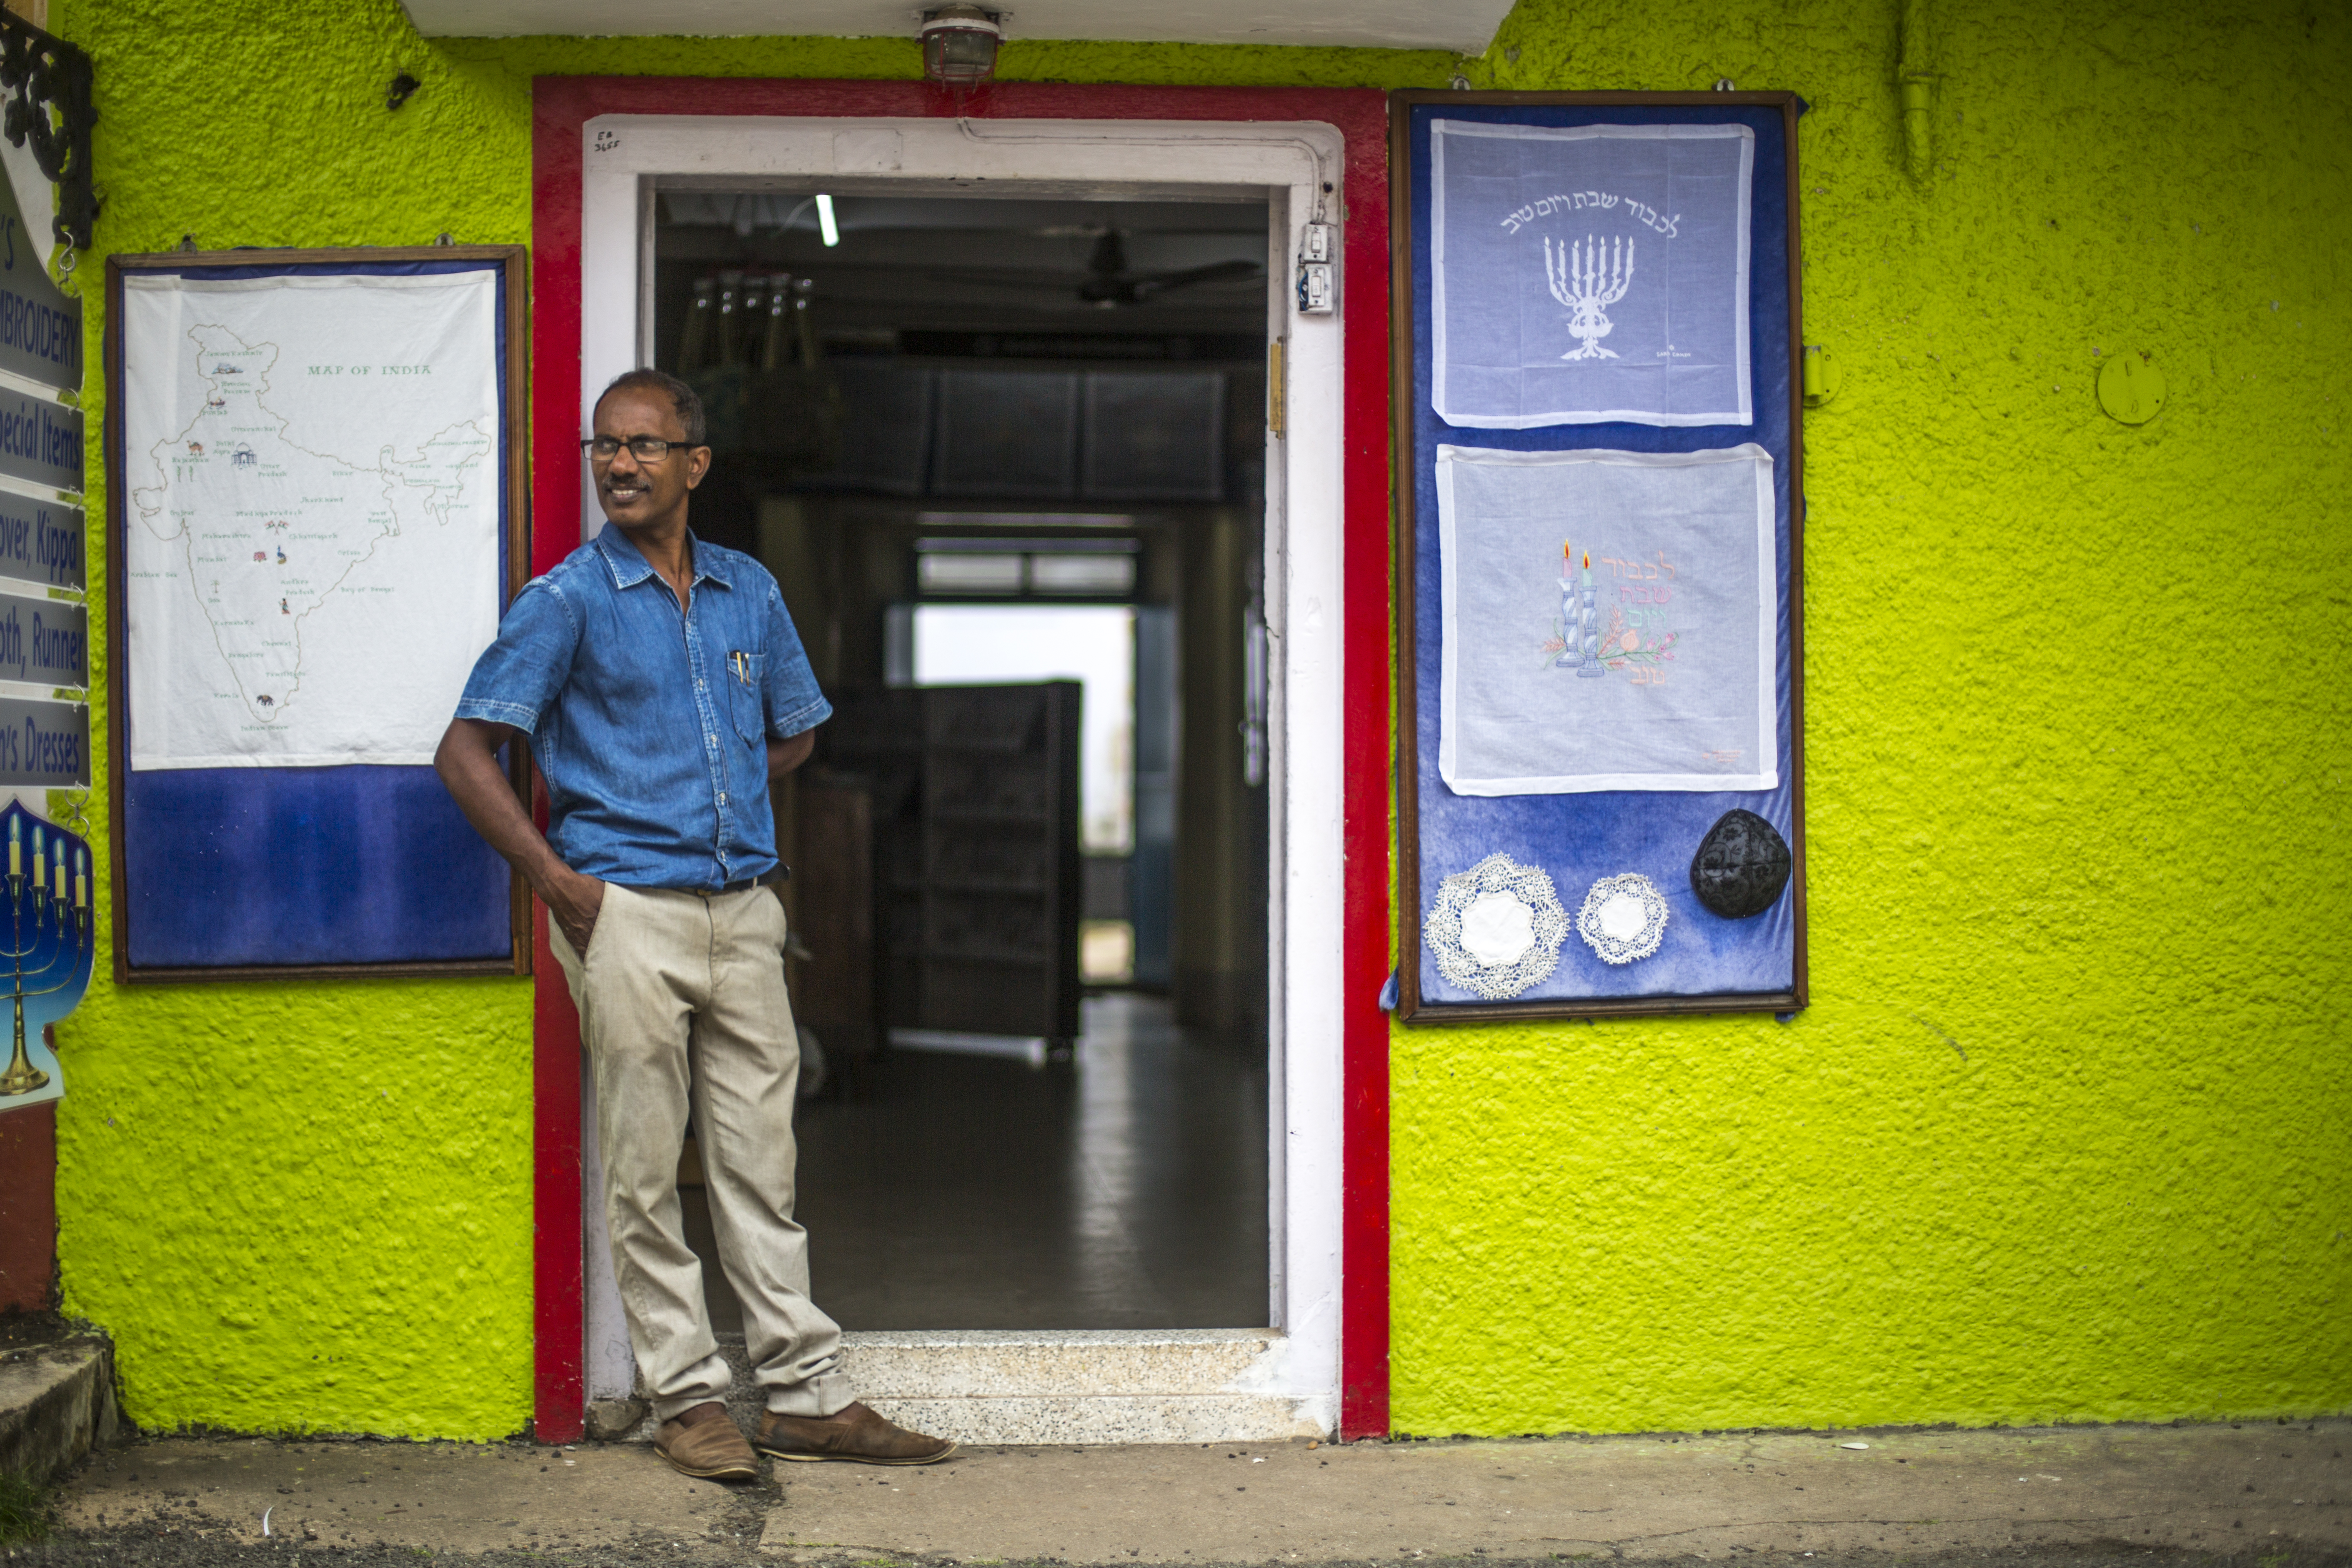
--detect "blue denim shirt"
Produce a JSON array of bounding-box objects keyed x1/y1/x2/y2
[{"x1": 453, "y1": 529, "x2": 831, "y2": 890}]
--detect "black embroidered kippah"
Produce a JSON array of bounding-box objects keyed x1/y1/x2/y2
[{"x1": 1689, "y1": 809, "x2": 1791, "y2": 919}]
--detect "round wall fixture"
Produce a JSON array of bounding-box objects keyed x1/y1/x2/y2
[
  {"x1": 2097, "y1": 354, "x2": 2165, "y2": 425},
  {"x1": 919, "y1": 5, "x2": 1003, "y2": 85},
  {"x1": 1576, "y1": 873, "x2": 1669, "y2": 965},
  {"x1": 1424, "y1": 853, "x2": 1569, "y2": 1000}
]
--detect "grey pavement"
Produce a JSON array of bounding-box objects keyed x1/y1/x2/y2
[{"x1": 22, "y1": 1417, "x2": 2352, "y2": 1565}]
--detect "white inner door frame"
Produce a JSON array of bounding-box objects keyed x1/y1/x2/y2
[{"x1": 575, "y1": 113, "x2": 1346, "y2": 1430}]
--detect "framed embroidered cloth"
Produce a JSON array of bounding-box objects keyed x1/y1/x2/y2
[
  {"x1": 1436, "y1": 443, "x2": 1777, "y2": 795},
  {"x1": 1393, "y1": 92, "x2": 1808, "y2": 1023},
  {"x1": 1430, "y1": 120, "x2": 1753, "y2": 428}
]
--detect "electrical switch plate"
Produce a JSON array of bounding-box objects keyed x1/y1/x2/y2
[
  {"x1": 1297, "y1": 263, "x2": 1334, "y2": 314},
  {"x1": 2097, "y1": 354, "x2": 2165, "y2": 425},
  {"x1": 1296, "y1": 222, "x2": 1336, "y2": 314}
]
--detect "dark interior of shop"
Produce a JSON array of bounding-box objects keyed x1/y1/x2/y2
[{"x1": 651, "y1": 187, "x2": 1275, "y2": 1330}]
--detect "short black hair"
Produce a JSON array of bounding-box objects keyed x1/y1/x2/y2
[{"x1": 596, "y1": 367, "x2": 707, "y2": 447}]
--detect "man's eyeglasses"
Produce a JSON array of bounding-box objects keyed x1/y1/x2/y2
[{"x1": 582, "y1": 435, "x2": 698, "y2": 463}]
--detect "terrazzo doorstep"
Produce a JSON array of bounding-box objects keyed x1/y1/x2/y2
[
  {"x1": 841, "y1": 1329, "x2": 1287, "y2": 1397},
  {"x1": 625, "y1": 1335, "x2": 1321, "y2": 1445},
  {"x1": 854, "y1": 1393, "x2": 1331, "y2": 1446}
]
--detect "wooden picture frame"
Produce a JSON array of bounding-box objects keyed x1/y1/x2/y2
[
  {"x1": 1389, "y1": 91, "x2": 1808, "y2": 1023},
  {"x1": 105, "y1": 245, "x2": 533, "y2": 983}
]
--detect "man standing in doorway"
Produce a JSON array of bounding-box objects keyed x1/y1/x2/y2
[{"x1": 435, "y1": 369, "x2": 956, "y2": 1480}]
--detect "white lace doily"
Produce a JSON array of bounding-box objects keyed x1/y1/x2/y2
[
  {"x1": 1425, "y1": 853, "x2": 1569, "y2": 1000},
  {"x1": 1576, "y1": 873, "x2": 1669, "y2": 964}
]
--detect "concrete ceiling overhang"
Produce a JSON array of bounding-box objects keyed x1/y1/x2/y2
[{"x1": 398, "y1": 0, "x2": 1509, "y2": 55}]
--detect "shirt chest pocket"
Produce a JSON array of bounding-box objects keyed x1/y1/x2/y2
[{"x1": 727, "y1": 651, "x2": 768, "y2": 745}]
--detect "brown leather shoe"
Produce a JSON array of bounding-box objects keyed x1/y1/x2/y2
[
  {"x1": 654, "y1": 1401, "x2": 758, "y2": 1480},
  {"x1": 753, "y1": 1402, "x2": 958, "y2": 1465}
]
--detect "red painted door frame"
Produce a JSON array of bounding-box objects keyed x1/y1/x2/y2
[{"x1": 528, "y1": 76, "x2": 1393, "y2": 1443}]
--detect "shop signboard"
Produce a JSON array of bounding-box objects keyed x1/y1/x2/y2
[
  {"x1": 0, "y1": 589, "x2": 85, "y2": 689},
  {"x1": 0, "y1": 696, "x2": 87, "y2": 789},
  {"x1": 0, "y1": 157, "x2": 79, "y2": 394},
  {"x1": 0, "y1": 388, "x2": 80, "y2": 495},
  {"x1": 0, "y1": 490, "x2": 82, "y2": 594}
]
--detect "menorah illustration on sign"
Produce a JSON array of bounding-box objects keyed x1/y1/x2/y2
[
  {"x1": 1543, "y1": 234, "x2": 1635, "y2": 361},
  {"x1": 0, "y1": 803, "x2": 92, "y2": 1097}
]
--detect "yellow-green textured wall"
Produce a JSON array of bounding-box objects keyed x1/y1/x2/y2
[
  {"x1": 1392, "y1": 0, "x2": 2352, "y2": 1434},
  {"x1": 48, "y1": 0, "x2": 2349, "y2": 1439}
]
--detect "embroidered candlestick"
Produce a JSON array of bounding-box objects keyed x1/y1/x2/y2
[
  {"x1": 1575, "y1": 550, "x2": 1606, "y2": 678},
  {"x1": 1554, "y1": 540, "x2": 1583, "y2": 670}
]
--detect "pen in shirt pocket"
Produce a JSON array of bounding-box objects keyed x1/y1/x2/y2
[{"x1": 728, "y1": 650, "x2": 752, "y2": 685}]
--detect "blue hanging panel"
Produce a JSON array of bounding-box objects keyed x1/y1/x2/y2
[{"x1": 1392, "y1": 93, "x2": 1808, "y2": 1021}]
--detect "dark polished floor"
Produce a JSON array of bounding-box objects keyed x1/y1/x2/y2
[{"x1": 682, "y1": 992, "x2": 1270, "y2": 1331}]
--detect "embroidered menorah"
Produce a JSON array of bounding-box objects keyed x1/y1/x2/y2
[{"x1": 1544, "y1": 234, "x2": 1635, "y2": 361}]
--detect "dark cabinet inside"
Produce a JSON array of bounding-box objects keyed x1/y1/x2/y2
[{"x1": 815, "y1": 683, "x2": 1083, "y2": 1047}]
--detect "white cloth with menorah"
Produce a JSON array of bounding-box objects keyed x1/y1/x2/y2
[{"x1": 1430, "y1": 119, "x2": 1753, "y2": 428}]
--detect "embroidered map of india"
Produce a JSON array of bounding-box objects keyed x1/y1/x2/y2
[{"x1": 121, "y1": 271, "x2": 503, "y2": 770}]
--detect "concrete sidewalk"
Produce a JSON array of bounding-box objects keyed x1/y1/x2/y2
[{"x1": 50, "y1": 1418, "x2": 2352, "y2": 1562}]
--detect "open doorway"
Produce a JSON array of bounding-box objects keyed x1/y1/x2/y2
[{"x1": 651, "y1": 189, "x2": 1274, "y2": 1330}]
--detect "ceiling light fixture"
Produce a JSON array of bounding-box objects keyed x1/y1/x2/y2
[
  {"x1": 815, "y1": 193, "x2": 840, "y2": 247},
  {"x1": 920, "y1": 4, "x2": 1002, "y2": 86}
]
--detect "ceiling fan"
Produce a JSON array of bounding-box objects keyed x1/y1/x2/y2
[{"x1": 1076, "y1": 229, "x2": 1262, "y2": 307}]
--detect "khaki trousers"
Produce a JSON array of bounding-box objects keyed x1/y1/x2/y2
[{"x1": 549, "y1": 882, "x2": 853, "y2": 1421}]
